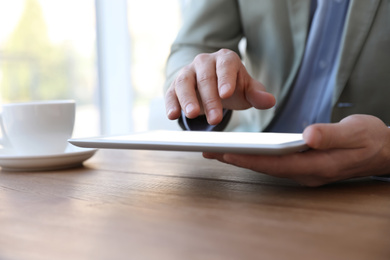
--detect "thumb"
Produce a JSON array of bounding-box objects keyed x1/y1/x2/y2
[
  {"x1": 303, "y1": 116, "x2": 372, "y2": 150},
  {"x1": 245, "y1": 78, "x2": 276, "y2": 110}
]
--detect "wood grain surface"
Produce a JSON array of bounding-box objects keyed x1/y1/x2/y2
[{"x1": 0, "y1": 149, "x2": 389, "y2": 260}]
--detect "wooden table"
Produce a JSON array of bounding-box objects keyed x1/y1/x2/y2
[{"x1": 0, "y1": 149, "x2": 389, "y2": 260}]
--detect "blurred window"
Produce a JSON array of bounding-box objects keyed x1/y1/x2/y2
[
  {"x1": 0, "y1": 0, "x2": 99, "y2": 137},
  {"x1": 0, "y1": 0, "x2": 183, "y2": 137},
  {"x1": 127, "y1": 0, "x2": 183, "y2": 132}
]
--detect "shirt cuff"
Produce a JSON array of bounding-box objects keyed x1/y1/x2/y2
[{"x1": 178, "y1": 109, "x2": 233, "y2": 131}]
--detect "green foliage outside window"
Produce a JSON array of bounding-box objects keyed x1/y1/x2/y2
[{"x1": 1, "y1": 0, "x2": 80, "y2": 103}]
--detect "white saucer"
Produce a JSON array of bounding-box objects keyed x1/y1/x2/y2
[{"x1": 0, "y1": 144, "x2": 97, "y2": 172}]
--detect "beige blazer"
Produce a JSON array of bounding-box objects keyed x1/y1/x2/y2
[{"x1": 165, "y1": 0, "x2": 390, "y2": 131}]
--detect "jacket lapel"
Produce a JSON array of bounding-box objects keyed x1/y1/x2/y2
[{"x1": 333, "y1": 0, "x2": 381, "y2": 103}]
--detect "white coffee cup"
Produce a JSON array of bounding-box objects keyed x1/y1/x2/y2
[{"x1": 0, "y1": 100, "x2": 75, "y2": 156}]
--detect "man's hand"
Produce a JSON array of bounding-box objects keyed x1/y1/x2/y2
[
  {"x1": 165, "y1": 49, "x2": 276, "y2": 125},
  {"x1": 203, "y1": 115, "x2": 390, "y2": 186}
]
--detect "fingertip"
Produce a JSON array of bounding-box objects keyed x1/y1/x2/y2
[
  {"x1": 185, "y1": 103, "x2": 195, "y2": 115},
  {"x1": 219, "y1": 83, "x2": 234, "y2": 99},
  {"x1": 248, "y1": 90, "x2": 276, "y2": 110},
  {"x1": 203, "y1": 152, "x2": 214, "y2": 159},
  {"x1": 185, "y1": 103, "x2": 201, "y2": 119},
  {"x1": 166, "y1": 107, "x2": 180, "y2": 120},
  {"x1": 206, "y1": 109, "x2": 223, "y2": 125},
  {"x1": 203, "y1": 152, "x2": 224, "y2": 162},
  {"x1": 265, "y1": 92, "x2": 276, "y2": 108},
  {"x1": 165, "y1": 91, "x2": 181, "y2": 120}
]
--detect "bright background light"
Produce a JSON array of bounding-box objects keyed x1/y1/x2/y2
[{"x1": 0, "y1": 0, "x2": 183, "y2": 138}]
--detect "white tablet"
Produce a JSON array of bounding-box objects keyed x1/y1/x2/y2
[{"x1": 69, "y1": 130, "x2": 307, "y2": 155}]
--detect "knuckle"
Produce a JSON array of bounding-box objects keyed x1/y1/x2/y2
[
  {"x1": 217, "y1": 73, "x2": 234, "y2": 84},
  {"x1": 202, "y1": 98, "x2": 220, "y2": 109},
  {"x1": 218, "y1": 57, "x2": 235, "y2": 68},
  {"x1": 217, "y1": 48, "x2": 236, "y2": 57},
  {"x1": 175, "y1": 71, "x2": 193, "y2": 86},
  {"x1": 193, "y1": 53, "x2": 211, "y2": 65},
  {"x1": 217, "y1": 49, "x2": 240, "y2": 62},
  {"x1": 197, "y1": 72, "x2": 217, "y2": 85}
]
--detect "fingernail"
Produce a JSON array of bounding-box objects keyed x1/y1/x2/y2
[
  {"x1": 185, "y1": 104, "x2": 195, "y2": 115},
  {"x1": 220, "y1": 84, "x2": 230, "y2": 97},
  {"x1": 167, "y1": 108, "x2": 174, "y2": 118},
  {"x1": 208, "y1": 109, "x2": 219, "y2": 125}
]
